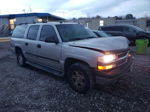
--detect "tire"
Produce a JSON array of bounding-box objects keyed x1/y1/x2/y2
[
  {"x1": 67, "y1": 63, "x2": 93, "y2": 93},
  {"x1": 16, "y1": 50, "x2": 26, "y2": 67}
]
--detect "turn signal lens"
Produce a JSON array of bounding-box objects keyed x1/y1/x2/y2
[
  {"x1": 97, "y1": 65, "x2": 114, "y2": 70},
  {"x1": 128, "y1": 53, "x2": 132, "y2": 57}
]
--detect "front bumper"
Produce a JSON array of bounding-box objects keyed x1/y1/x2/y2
[{"x1": 94, "y1": 56, "x2": 132, "y2": 85}]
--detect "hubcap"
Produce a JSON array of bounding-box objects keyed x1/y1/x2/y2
[
  {"x1": 18, "y1": 54, "x2": 23, "y2": 65},
  {"x1": 72, "y1": 71, "x2": 86, "y2": 89}
]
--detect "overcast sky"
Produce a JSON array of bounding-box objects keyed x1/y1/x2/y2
[{"x1": 0, "y1": 0, "x2": 150, "y2": 18}]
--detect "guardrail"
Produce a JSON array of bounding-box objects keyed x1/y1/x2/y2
[{"x1": 0, "y1": 37, "x2": 11, "y2": 42}]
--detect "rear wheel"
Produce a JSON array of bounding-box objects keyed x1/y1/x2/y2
[
  {"x1": 67, "y1": 63, "x2": 93, "y2": 93},
  {"x1": 16, "y1": 50, "x2": 26, "y2": 67}
]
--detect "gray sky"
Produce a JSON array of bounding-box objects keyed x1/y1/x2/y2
[{"x1": 0, "y1": 0, "x2": 150, "y2": 18}]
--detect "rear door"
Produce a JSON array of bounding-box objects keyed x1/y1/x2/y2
[
  {"x1": 23, "y1": 25, "x2": 40, "y2": 63},
  {"x1": 35, "y1": 25, "x2": 62, "y2": 72}
]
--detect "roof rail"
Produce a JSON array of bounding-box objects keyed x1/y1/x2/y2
[
  {"x1": 18, "y1": 20, "x2": 77, "y2": 25},
  {"x1": 59, "y1": 20, "x2": 71, "y2": 23},
  {"x1": 18, "y1": 23, "x2": 29, "y2": 25}
]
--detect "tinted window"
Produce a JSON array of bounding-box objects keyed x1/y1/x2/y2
[
  {"x1": 40, "y1": 25, "x2": 57, "y2": 41},
  {"x1": 27, "y1": 25, "x2": 39, "y2": 40},
  {"x1": 113, "y1": 26, "x2": 123, "y2": 31},
  {"x1": 12, "y1": 25, "x2": 27, "y2": 38},
  {"x1": 101, "y1": 26, "x2": 112, "y2": 31},
  {"x1": 123, "y1": 27, "x2": 136, "y2": 33},
  {"x1": 102, "y1": 26, "x2": 123, "y2": 31}
]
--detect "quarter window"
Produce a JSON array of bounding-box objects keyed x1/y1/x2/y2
[
  {"x1": 123, "y1": 27, "x2": 136, "y2": 33},
  {"x1": 39, "y1": 25, "x2": 57, "y2": 41},
  {"x1": 27, "y1": 25, "x2": 39, "y2": 40},
  {"x1": 12, "y1": 25, "x2": 27, "y2": 38}
]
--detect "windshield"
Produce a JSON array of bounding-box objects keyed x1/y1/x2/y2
[
  {"x1": 56, "y1": 24, "x2": 96, "y2": 42},
  {"x1": 96, "y1": 31, "x2": 109, "y2": 37},
  {"x1": 86, "y1": 28, "x2": 97, "y2": 37},
  {"x1": 131, "y1": 25, "x2": 144, "y2": 32}
]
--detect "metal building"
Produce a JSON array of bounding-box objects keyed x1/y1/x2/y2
[{"x1": 0, "y1": 13, "x2": 65, "y2": 36}]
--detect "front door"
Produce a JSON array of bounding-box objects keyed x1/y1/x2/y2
[{"x1": 35, "y1": 25, "x2": 62, "y2": 72}]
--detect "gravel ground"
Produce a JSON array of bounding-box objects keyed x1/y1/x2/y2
[{"x1": 0, "y1": 44, "x2": 150, "y2": 112}]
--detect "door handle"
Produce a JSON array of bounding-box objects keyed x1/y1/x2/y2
[
  {"x1": 37, "y1": 44, "x2": 41, "y2": 48},
  {"x1": 25, "y1": 42, "x2": 28, "y2": 46}
]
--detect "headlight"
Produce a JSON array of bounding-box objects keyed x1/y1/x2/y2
[{"x1": 98, "y1": 54, "x2": 116, "y2": 64}]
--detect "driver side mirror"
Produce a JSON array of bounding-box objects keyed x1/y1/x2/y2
[{"x1": 45, "y1": 37, "x2": 59, "y2": 44}]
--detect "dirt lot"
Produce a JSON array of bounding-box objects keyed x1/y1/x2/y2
[{"x1": 0, "y1": 42, "x2": 150, "y2": 112}]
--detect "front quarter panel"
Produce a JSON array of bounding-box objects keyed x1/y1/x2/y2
[{"x1": 62, "y1": 44, "x2": 104, "y2": 68}]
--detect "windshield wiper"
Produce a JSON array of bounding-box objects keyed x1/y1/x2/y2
[
  {"x1": 70, "y1": 37, "x2": 83, "y2": 41},
  {"x1": 85, "y1": 36, "x2": 97, "y2": 39},
  {"x1": 69, "y1": 36, "x2": 96, "y2": 41}
]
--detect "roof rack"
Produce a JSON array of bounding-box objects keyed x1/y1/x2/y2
[
  {"x1": 18, "y1": 23, "x2": 29, "y2": 25},
  {"x1": 18, "y1": 20, "x2": 78, "y2": 25}
]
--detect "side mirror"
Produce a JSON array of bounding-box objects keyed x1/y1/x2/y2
[{"x1": 45, "y1": 37, "x2": 59, "y2": 44}]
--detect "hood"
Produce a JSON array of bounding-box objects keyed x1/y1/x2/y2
[{"x1": 68, "y1": 36, "x2": 129, "y2": 52}]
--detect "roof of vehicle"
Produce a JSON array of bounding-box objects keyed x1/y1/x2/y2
[
  {"x1": 100, "y1": 24, "x2": 136, "y2": 27},
  {"x1": 18, "y1": 21, "x2": 79, "y2": 26}
]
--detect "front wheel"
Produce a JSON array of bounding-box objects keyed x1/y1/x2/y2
[{"x1": 67, "y1": 63, "x2": 93, "y2": 93}]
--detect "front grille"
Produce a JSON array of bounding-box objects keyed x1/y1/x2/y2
[
  {"x1": 117, "y1": 51, "x2": 128, "y2": 59},
  {"x1": 116, "y1": 58, "x2": 127, "y2": 66},
  {"x1": 115, "y1": 50, "x2": 129, "y2": 66}
]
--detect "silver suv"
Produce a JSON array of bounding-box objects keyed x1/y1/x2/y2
[{"x1": 11, "y1": 22, "x2": 132, "y2": 93}]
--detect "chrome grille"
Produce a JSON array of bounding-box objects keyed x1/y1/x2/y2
[
  {"x1": 117, "y1": 51, "x2": 128, "y2": 59},
  {"x1": 116, "y1": 58, "x2": 127, "y2": 66},
  {"x1": 115, "y1": 50, "x2": 129, "y2": 66}
]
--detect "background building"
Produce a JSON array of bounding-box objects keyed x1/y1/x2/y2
[
  {"x1": 0, "y1": 13, "x2": 65, "y2": 37},
  {"x1": 72, "y1": 15, "x2": 150, "y2": 31}
]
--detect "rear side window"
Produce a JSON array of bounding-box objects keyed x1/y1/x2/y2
[
  {"x1": 12, "y1": 25, "x2": 27, "y2": 38},
  {"x1": 123, "y1": 27, "x2": 136, "y2": 33},
  {"x1": 113, "y1": 26, "x2": 123, "y2": 31},
  {"x1": 101, "y1": 26, "x2": 112, "y2": 31},
  {"x1": 27, "y1": 25, "x2": 39, "y2": 40},
  {"x1": 101, "y1": 26, "x2": 123, "y2": 31},
  {"x1": 39, "y1": 25, "x2": 57, "y2": 41}
]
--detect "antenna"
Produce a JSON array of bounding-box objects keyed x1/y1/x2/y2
[
  {"x1": 22, "y1": 9, "x2": 26, "y2": 14},
  {"x1": 29, "y1": 6, "x2": 32, "y2": 13}
]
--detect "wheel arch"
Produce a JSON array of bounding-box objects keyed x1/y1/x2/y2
[
  {"x1": 15, "y1": 46, "x2": 22, "y2": 54},
  {"x1": 64, "y1": 58, "x2": 91, "y2": 77}
]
